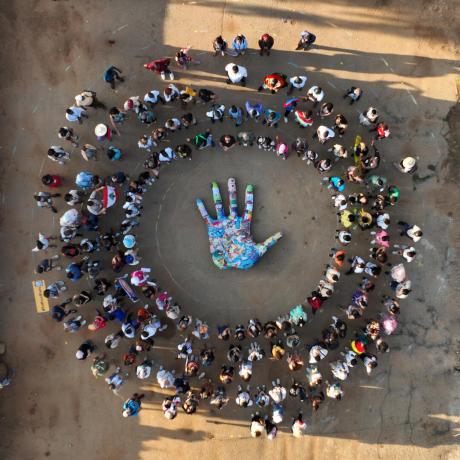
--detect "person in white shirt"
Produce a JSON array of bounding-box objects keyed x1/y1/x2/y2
[
  {"x1": 65, "y1": 190, "x2": 84, "y2": 206},
  {"x1": 336, "y1": 229, "x2": 352, "y2": 245},
  {"x1": 291, "y1": 413, "x2": 307, "y2": 437},
  {"x1": 332, "y1": 194, "x2": 347, "y2": 211},
  {"x1": 65, "y1": 106, "x2": 87, "y2": 123},
  {"x1": 392, "y1": 244, "x2": 417, "y2": 262},
  {"x1": 225, "y1": 63, "x2": 247, "y2": 86},
  {"x1": 164, "y1": 118, "x2": 181, "y2": 133},
  {"x1": 235, "y1": 385, "x2": 253, "y2": 407},
  {"x1": 144, "y1": 90, "x2": 165, "y2": 105},
  {"x1": 398, "y1": 221, "x2": 423, "y2": 242},
  {"x1": 376, "y1": 212, "x2": 390, "y2": 229},
  {"x1": 32, "y1": 233, "x2": 57, "y2": 252},
  {"x1": 247, "y1": 342, "x2": 264, "y2": 361},
  {"x1": 156, "y1": 367, "x2": 175, "y2": 388},
  {"x1": 141, "y1": 316, "x2": 166, "y2": 340},
  {"x1": 329, "y1": 143, "x2": 348, "y2": 159},
  {"x1": 305, "y1": 85, "x2": 324, "y2": 105},
  {"x1": 206, "y1": 104, "x2": 225, "y2": 123},
  {"x1": 48, "y1": 146, "x2": 70, "y2": 164},
  {"x1": 395, "y1": 280, "x2": 412, "y2": 299},
  {"x1": 158, "y1": 147, "x2": 176, "y2": 163},
  {"x1": 163, "y1": 84, "x2": 180, "y2": 103},
  {"x1": 268, "y1": 379, "x2": 287, "y2": 403},
  {"x1": 308, "y1": 343, "x2": 328, "y2": 363},
  {"x1": 238, "y1": 360, "x2": 253, "y2": 381},
  {"x1": 162, "y1": 396, "x2": 180, "y2": 419},
  {"x1": 326, "y1": 381, "x2": 344, "y2": 400},
  {"x1": 138, "y1": 135, "x2": 155, "y2": 151},
  {"x1": 136, "y1": 359, "x2": 153, "y2": 379},
  {"x1": 359, "y1": 106, "x2": 379, "y2": 126},
  {"x1": 75, "y1": 90, "x2": 106, "y2": 109},
  {"x1": 361, "y1": 353, "x2": 378, "y2": 375},
  {"x1": 287, "y1": 75, "x2": 307, "y2": 95},
  {"x1": 330, "y1": 360, "x2": 349, "y2": 380},
  {"x1": 341, "y1": 348, "x2": 358, "y2": 367},
  {"x1": 250, "y1": 413, "x2": 265, "y2": 438},
  {"x1": 105, "y1": 368, "x2": 124, "y2": 394},
  {"x1": 315, "y1": 125, "x2": 335, "y2": 143}
]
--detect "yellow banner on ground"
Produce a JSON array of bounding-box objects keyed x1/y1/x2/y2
[{"x1": 32, "y1": 280, "x2": 50, "y2": 313}]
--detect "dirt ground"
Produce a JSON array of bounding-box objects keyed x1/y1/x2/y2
[{"x1": 0, "y1": 1, "x2": 459, "y2": 459}]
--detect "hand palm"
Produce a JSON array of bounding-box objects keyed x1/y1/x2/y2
[{"x1": 196, "y1": 179, "x2": 282, "y2": 269}]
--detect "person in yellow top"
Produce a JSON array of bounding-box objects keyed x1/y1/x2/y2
[
  {"x1": 339, "y1": 209, "x2": 356, "y2": 229},
  {"x1": 358, "y1": 208, "x2": 373, "y2": 229}
]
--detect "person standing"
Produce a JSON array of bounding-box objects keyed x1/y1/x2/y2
[
  {"x1": 282, "y1": 98, "x2": 299, "y2": 122},
  {"x1": 80, "y1": 144, "x2": 98, "y2": 161},
  {"x1": 144, "y1": 58, "x2": 174, "y2": 80},
  {"x1": 245, "y1": 101, "x2": 263, "y2": 122},
  {"x1": 103, "y1": 66, "x2": 124, "y2": 89},
  {"x1": 48, "y1": 146, "x2": 70, "y2": 164},
  {"x1": 58, "y1": 127, "x2": 79, "y2": 147},
  {"x1": 228, "y1": 105, "x2": 244, "y2": 126},
  {"x1": 397, "y1": 221, "x2": 423, "y2": 242},
  {"x1": 65, "y1": 106, "x2": 87, "y2": 124},
  {"x1": 212, "y1": 35, "x2": 228, "y2": 56},
  {"x1": 258, "y1": 33, "x2": 274, "y2": 56},
  {"x1": 232, "y1": 34, "x2": 248, "y2": 56},
  {"x1": 34, "y1": 192, "x2": 60, "y2": 213},
  {"x1": 296, "y1": 30, "x2": 316, "y2": 50},
  {"x1": 75, "y1": 90, "x2": 106, "y2": 109},
  {"x1": 343, "y1": 86, "x2": 363, "y2": 104},
  {"x1": 225, "y1": 63, "x2": 247, "y2": 86},
  {"x1": 258, "y1": 73, "x2": 288, "y2": 93},
  {"x1": 144, "y1": 89, "x2": 165, "y2": 106},
  {"x1": 41, "y1": 174, "x2": 62, "y2": 188},
  {"x1": 32, "y1": 233, "x2": 57, "y2": 252},
  {"x1": 287, "y1": 75, "x2": 307, "y2": 95},
  {"x1": 291, "y1": 412, "x2": 307, "y2": 437},
  {"x1": 305, "y1": 85, "x2": 325, "y2": 106}
]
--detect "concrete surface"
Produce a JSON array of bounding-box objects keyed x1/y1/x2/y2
[{"x1": 0, "y1": 1, "x2": 459, "y2": 459}]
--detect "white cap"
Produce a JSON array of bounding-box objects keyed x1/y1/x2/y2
[
  {"x1": 401, "y1": 156, "x2": 416, "y2": 170},
  {"x1": 94, "y1": 123, "x2": 108, "y2": 137},
  {"x1": 75, "y1": 350, "x2": 84, "y2": 359}
]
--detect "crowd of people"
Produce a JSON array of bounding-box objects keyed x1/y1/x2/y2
[{"x1": 33, "y1": 30, "x2": 421, "y2": 437}]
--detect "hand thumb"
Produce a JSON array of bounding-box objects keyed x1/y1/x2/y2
[{"x1": 257, "y1": 232, "x2": 282, "y2": 255}]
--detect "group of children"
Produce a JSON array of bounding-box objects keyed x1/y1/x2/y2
[{"x1": 31, "y1": 31, "x2": 422, "y2": 437}]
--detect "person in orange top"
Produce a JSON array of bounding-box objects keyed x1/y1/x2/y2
[
  {"x1": 329, "y1": 248, "x2": 346, "y2": 267},
  {"x1": 257, "y1": 73, "x2": 288, "y2": 94}
]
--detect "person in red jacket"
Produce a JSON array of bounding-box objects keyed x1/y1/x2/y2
[
  {"x1": 257, "y1": 73, "x2": 288, "y2": 94},
  {"x1": 258, "y1": 33, "x2": 274, "y2": 56},
  {"x1": 144, "y1": 58, "x2": 174, "y2": 80},
  {"x1": 41, "y1": 174, "x2": 62, "y2": 188}
]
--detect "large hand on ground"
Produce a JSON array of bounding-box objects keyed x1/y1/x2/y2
[{"x1": 196, "y1": 179, "x2": 282, "y2": 270}]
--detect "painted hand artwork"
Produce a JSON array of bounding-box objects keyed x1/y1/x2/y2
[{"x1": 196, "y1": 179, "x2": 282, "y2": 270}]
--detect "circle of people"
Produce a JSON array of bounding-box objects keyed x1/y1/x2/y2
[{"x1": 33, "y1": 30, "x2": 422, "y2": 438}]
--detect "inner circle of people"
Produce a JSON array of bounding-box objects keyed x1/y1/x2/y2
[{"x1": 33, "y1": 30, "x2": 422, "y2": 438}]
